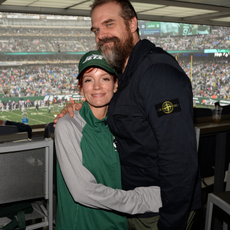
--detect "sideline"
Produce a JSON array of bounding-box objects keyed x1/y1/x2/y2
[{"x1": 9, "y1": 111, "x2": 46, "y2": 124}]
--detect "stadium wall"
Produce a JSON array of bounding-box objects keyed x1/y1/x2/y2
[
  {"x1": 0, "y1": 94, "x2": 82, "y2": 103},
  {"x1": 1, "y1": 95, "x2": 230, "y2": 107},
  {"x1": 193, "y1": 97, "x2": 230, "y2": 106},
  {"x1": 0, "y1": 96, "x2": 44, "y2": 102}
]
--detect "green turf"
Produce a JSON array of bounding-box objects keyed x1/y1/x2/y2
[
  {"x1": 0, "y1": 103, "x2": 211, "y2": 125},
  {"x1": 0, "y1": 105, "x2": 65, "y2": 125}
]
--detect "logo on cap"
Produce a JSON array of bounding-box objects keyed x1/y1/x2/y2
[{"x1": 82, "y1": 54, "x2": 103, "y2": 64}]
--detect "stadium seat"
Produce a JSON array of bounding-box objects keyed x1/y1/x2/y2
[
  {"x1": 222, "y1": 105, "x2": 230, "y2": 115},
  {"x1": 0, "y1": 132, "x2": 28, "y2": 143},
  {"x1": 44, "y1": 122, "x2": 55, "y2": 139},
  {"x1": 0, "y1": 125, "x2": 18, "y2": 135},
  {"x1": 0, "y1": 121, "x2": 32, "y2": 139},
  {"x1": 205, "y1": 163, "x2": 230, "y2": 230}
]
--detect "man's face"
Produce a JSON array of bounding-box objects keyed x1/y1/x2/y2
[{"x1": 91, "y1": 2, "x2": 134, "y2": 73}]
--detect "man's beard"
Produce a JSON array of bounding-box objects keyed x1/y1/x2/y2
[{"x1": 97, "y1": 28, "x2": 134, "y2": 73}]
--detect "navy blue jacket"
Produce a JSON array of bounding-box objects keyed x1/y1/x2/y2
[{"x1": 108, "y1": 39, "x2": 201, "y2": 230}]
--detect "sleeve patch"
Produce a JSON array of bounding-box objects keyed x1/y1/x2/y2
[{"x1": 155, "y1": 98, "x2": 181, "y2": 118}]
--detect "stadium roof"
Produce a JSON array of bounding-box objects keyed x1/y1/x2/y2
[{"x1": 0, "y1": 0, "x2": 230, "y2": 27}]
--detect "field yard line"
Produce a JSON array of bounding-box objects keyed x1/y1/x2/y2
[
  {"x1": 32, "y1": 113, "x2": 54, "y2": 119},
  {"x1": 26, "y1": 106, "x2": 48, "y2": 110},
  {"x1": 0, "y1": 115, "x2": 7, "y2": 119},
  {"x1": 26, "y1": 106, "x2": 62, "y2": 119},
  {"x1": 10, "y1": 111, "x2": 45, "y2": 124}
]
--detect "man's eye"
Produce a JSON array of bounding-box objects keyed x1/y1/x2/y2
[{"x1": 93, "y1": 29, "x2": 99, "y2": 34}]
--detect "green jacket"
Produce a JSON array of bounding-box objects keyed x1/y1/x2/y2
[{"x1": 55, "y1": 102, "x2": 162, "y2": 230}]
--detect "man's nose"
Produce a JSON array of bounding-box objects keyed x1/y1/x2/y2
[{"x1": 97, "y1": 28, "x2": 108, "y2": 41}]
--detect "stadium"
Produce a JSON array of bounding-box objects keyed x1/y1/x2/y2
[
  {"x1": 0, "y1": 13, "x2": 230, "y2": 124},
  {"x1": 0, "y1": 1, "x2": 229, "y2": 230}
]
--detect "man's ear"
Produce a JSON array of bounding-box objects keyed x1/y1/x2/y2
[{"x1": 129, "y1": 17, "x2": 138, "y2": 34}]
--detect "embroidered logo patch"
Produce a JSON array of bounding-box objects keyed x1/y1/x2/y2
[
  {"x1": 155, "y1": 98, "x2": 181, "y2": 117},
  {"x1": 82, "y1": 54, "x2": 103, "y2": 64},
  {"x1": 162, "y1": 101, "x2": 174, "y2": 114}
]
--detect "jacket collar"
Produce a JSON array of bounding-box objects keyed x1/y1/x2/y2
[
  {"x1": 117, "y1": 39, "x2": 156, "y2": 91},
  {"x1": 80, "y1": 102, "x2": 108, "y2": 130}
]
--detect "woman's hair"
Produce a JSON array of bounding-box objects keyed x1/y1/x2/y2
[
  {"x1": 90, "y1": 0, "x2": 139, "y2": 35},
  {"x1": 78, "y1": 67, "x2": 117, "y2": 91}
]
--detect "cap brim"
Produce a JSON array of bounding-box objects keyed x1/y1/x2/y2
[{"x1": 77, "y1": 65, "x2": 115, "y2": 79}]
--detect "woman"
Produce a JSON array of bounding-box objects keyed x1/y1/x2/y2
[{"x1": 55, "y1": 50, "x2": 161, "y2": 230}]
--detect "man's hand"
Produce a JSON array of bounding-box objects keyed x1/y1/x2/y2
[{"x1": 53, "y1": 103, "x2": 83, "y2": 127}]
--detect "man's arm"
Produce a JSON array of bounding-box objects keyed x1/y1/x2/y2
[
  {"x1": 140, "y1": 63, "x2": 200, "y2": 230},
  {"x1": 55, "y1": 113, "x2": 162, "y2": 214}
]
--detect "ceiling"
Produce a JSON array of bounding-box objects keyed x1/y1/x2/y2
[{"x1": 0, "y1": 0, "x2": 230, "y2": 27}]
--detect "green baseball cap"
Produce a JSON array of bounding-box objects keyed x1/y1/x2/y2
[{"x1": 77, "y1": 50, "x2": 116, "y2": 79}]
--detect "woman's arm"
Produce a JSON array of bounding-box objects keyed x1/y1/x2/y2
[{"x1": 55, "y1": 113, "x2": 162, "y2": 215}]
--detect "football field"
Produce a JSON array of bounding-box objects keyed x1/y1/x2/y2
[
  {"x1": 0, "y1": 105, "x2": 65, "y2": 125},
  {"x1": 0, "y1": 103, "x2": 211, "y2": 125}
]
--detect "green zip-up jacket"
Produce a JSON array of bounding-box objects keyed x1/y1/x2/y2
[{"x1": 55, "y1": 102, "x2": 162, "y2": 230}]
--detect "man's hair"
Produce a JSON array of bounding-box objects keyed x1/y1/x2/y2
[{"x1": 90, "y1": 0, "x2": 139, "y2": 35}]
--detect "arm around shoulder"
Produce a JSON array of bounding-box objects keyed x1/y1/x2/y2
[{"x1": 55, "y1": 113, "x2": 162, "y2": 215}]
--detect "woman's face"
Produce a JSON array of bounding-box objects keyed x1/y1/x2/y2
[{"x1": 80, "y1": 68, "x2": 117, "y2": 113}]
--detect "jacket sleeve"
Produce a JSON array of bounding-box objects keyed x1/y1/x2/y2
[
  {"x1": 139, "y1": 63, "x2": 199, "y2": 230},
  {"x1": 55, "y1": 114, "x2": 162, "y2": 215}
]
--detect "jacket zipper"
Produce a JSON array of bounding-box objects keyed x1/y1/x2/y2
[
  {"x1": 101, "y1": 122, "x2": 111, "y2": 159},
  {"x1": 113, "y1": 115, "x2": 139, "y2": 118}
]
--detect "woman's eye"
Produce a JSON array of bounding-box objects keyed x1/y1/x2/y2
[
  {"x1": 102, "y1": 78, "x2": 110, "y2": 81},
  {"x1": 84, "y1": 79, "x2": 91, "y2": 83}
]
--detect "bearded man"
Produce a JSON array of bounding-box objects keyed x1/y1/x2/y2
[{"x1": 55, "y1": 0, "x2": 201, "y2": 229}]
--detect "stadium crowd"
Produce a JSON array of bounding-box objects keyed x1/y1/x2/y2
[
  {"x1": 1, "y1": 56, "x2": 229, "y2": 101},
  {"x1": 0, "y1": 25, "x2": 229, "y2": 52},
  {"x1": 0, "y1": 64, "x2": 79, "y2": 97},
  {"x1": 147, "y1": 26, "x2": 230, "y2": 51},
  {"x1": 0, "y1": 13, "x2": 230, "y2": 106},
  {"x1": 179, "y1": 57, "x2": 230, "y2": 99},
  {"x1": 0, "y1": 36, "x2": 96, "y2": 53}
]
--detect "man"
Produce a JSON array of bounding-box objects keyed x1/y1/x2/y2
[{"x1": 55, "y1": 0, "x2": 201, "y2": 229}]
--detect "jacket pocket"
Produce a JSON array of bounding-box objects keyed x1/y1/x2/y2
[
  {"x1": 112, "y1": 105, "x2": 143, "y2": 135},
  {"x1": 113, "y1": 105, "x2": 142, "y2": 117}
]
